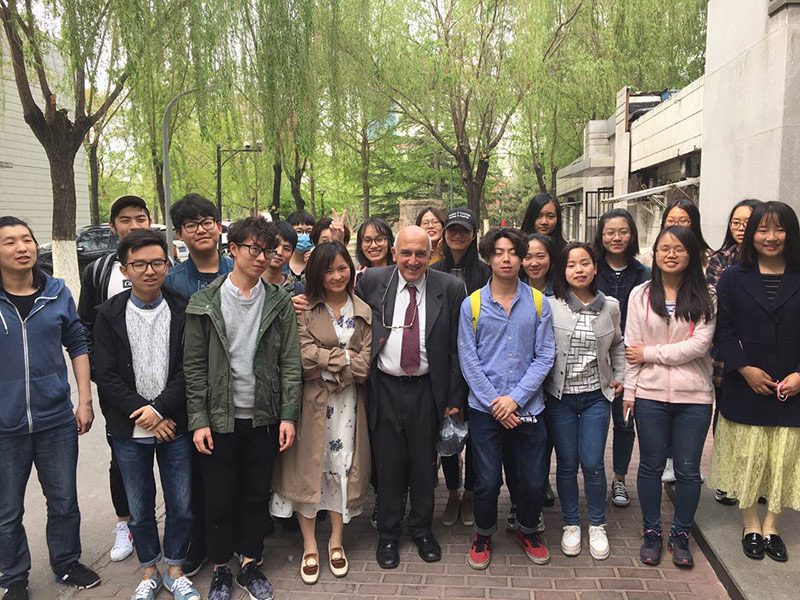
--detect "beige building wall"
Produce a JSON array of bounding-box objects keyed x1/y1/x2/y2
[
  {"x1": 699, "y1": 0, "x2": 800, "y2": 247},
  {"x1": 1, "y1": 46, "x2": 91, "y2": 245}
]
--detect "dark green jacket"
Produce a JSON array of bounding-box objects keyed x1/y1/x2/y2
[{"x1": 184, "y1": 275, "x2": 302, "y2": 433}]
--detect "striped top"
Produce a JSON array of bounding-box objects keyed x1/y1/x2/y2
[{"x1": 762, "y1": 274, "x2": 783, "y2": 306}]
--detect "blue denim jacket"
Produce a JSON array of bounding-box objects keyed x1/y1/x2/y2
[
  {"x1": 163, "y1": 253, "x2": 233, "y2": 299},
  {"x1": 0, "y1": 275, "x2": 88, "y2": 436},
  {"x1": 458, "y1": 279, "x2": 556, "y2": 416}
]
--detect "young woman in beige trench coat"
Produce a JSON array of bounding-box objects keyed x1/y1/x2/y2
[{"x1": 270, "y1": 241, "x2": 372, "y2": 584}]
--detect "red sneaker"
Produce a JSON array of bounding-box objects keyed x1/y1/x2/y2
[
  {"x1": 468, "y1": 533, "x2": 492, "y2": 569},
  {"x1": 516, "y1": 530, "x2": 550, "y2": 564}
]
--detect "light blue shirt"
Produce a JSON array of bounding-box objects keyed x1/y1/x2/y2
[{"x1": 458, "y1": 279, "x2": 556, "y2": 416}]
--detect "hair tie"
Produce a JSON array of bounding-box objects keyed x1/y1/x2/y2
[{"x1": 777, "y1": 382, "x2": 788, "y2": 402}]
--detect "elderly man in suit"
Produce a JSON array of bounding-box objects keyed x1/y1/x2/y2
[{"x1": 356, "y1": 225, "x2": 467, "y2": 569}]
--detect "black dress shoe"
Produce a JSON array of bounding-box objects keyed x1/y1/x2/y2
[
  {"x1": 741, "y1": 531, "x2": 764, "y2": 560},
  {"x1": 543, "y1": 481, "x2": 556, "y2": 508},
  {"x1": 764, "y1": 534, "x2": 788, "y2": 562},
  {"x1": 376, "y1": 538, "x2": 400, "y2": 569},
  {"x1": 412, "y1": 533, "x2": 442, "y2": 562}
]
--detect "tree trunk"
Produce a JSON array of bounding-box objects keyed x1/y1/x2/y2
[
  {"x1": 289, "y1": 176, "x2": 305, "y2": 213},
  {"x1": 533, "y1": 160, "x2": 548, "y2": 194},
  {"x1": 271, "y1": 160, "x2": 282, "y2": 220},
  {"x1": 360, "y1": 123, "x2": 370, "y2": 220},
  {"x1": 88, "y1": 140, "x2": 101, "y2": 225},
  {"x1": 457, "y1": 151, "x2": 490, "y2": 221},
  {"x1": 48, "y1": 149, "x2": 82, "y2": 294},
  {"x1": 151, "y1": 144, "x2": 166, "y2": 221},
  {"x1": 432, "y1": 150, "x2": 442, "y2": 200}
]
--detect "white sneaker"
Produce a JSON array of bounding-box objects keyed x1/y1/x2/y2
[
  {"x1": 561, "y1": 525, "x2": 581, "y2": 556},
  {"x1": 662, "y1": 458, "x2": 676, "y2": 484},
  {"x1": 588, "y1": 524, "x2": 610, "y2": 560},
  {"x1": 110, "y1": 521, "x2": 134, "y2": 561}
]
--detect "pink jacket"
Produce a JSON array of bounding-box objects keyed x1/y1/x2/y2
[{"x1": 623, "y1": 282, "x2": 716, "y2": 405}]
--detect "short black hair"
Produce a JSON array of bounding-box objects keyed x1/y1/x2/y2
[
  {"x1": 110, "y1": 195, "x2": 150, "y2": 223},
  {"x1": 275, "y1": 221, "x2": 298, "y2": 251},
  {"x1": 227, "y1": 216, "x2": 278, "y2": 250},
  {"x1": 356, "y1": 218, "x2": 395, "y2": 268},
  {"x1": 553, "y1": 242, "x2": 599, "y2": 301},
  {"x1": 0, "y1": 217, "x2": 41, "y2": 288},
  {"x1": 593, "y1": 208, "x2": 641, "y2": 264},
  {"x1": 740, "y1": 201, "x2": 800, "y2": 268},
  {"x1": 286, "y1": 211, "x2": 316, "y2": 227},
  {"x1": 660, "y1": 199, "x2": 710, "y2": 252},
  {"x1": 170, "y1": 193, "x2": 219, "y2": 230},
  {"x1": 311, "y1": 217, "x2": 351, "y2": 246},
  {"x1": 116, "y1": 229, "x2": 168, "y2": 264},
  {"x1": 478, "y1": 227, "x2": 528, "y2": 262},
  {"x1": 304, "y1": 241, "x2": 355, "y2": 302}
]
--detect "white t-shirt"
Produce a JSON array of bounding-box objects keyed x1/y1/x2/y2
[{"x1": 107, "y1": 261, "x2": 132, "y2": 298}]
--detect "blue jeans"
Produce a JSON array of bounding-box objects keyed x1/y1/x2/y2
[
  {"x1": 635, "y1": 398, "x2": 712, "y2": 534},
  {"x1": 0, "y1": 421, "x2": 81, "y2": 587},
  {"x1": 546, "y1": 391, "x2": 610, "y2": 526},
  {"x1": 611, "y1": 394, "x2": 635, "y2": 476},
  {"x1": 113, "y1": 436, "x2": 193, "y2": 567},
  {"x1": 469, "y1": 408, "x2": 548, "y2": 536}
]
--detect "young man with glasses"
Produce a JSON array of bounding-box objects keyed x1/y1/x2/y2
[
  {"x1": 165, "y1": 194, "x2": 234, "y2": 299},
  {"x1": 184, "y1": 216, "x2": 302, "y2": 600},
  {"x1": 77, "y1": 194, "x2": 152, "y2": 564},
  {"x1": 94, "y1": 230, "x2": 199, "y2": 600},
  {"x1": 163, "y1": 194, "x2": 234, "y2": 577}
]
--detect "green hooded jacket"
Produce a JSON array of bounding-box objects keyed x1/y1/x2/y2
[{"x1": 184, "y1": 275, "x2": 302, "y2": 433}]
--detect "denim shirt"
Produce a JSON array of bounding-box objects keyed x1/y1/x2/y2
[
  {"x1": 458, "y1": 279, "x2": 556, "y2": 417},
  {"x1": 163, "y1": 253, "x2": 234, "y2": 299}
]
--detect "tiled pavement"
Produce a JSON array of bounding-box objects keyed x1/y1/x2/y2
[{"x1": 72, "y1": 430, "x2": 729, "y2": 600}]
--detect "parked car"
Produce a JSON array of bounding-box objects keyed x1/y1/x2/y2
[{"x1": 38, "y1": 223, "x2": 187, "y2": 276}]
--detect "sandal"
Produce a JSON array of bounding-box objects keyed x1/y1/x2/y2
[
  {"x1": 301, "y1": 552, "x2": 319, "y2": 584},
  {"x1": 328, "y1": 540, "x2": 349, "y2": 577}
]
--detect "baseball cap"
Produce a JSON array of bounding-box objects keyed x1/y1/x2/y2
[{"x1": 444, "y1": 207, "x2": 477, "y2": 232}]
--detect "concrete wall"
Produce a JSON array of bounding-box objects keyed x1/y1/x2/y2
[
  {"x1": 630, "y1": 78, "x2": 704, "y2": 173},
  {"x1": 699, "y1": 0, "x2": 800, "y2": 247},
  {"x1": 1, "y1": 47, "x2": 91, "y2": 245}
]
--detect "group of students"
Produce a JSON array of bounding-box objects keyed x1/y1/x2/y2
[{"x1": 2, "y1": 190, "x2": 800, "y2": 600}]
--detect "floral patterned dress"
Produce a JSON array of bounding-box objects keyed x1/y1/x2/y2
[{"x1": 271, "y1": 297, "x2": 362, "y2": 522}]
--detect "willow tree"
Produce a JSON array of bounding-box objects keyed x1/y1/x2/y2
[
  {"x1": 0, "y1": 0, "x2": 194, "y2": 290},
  {"x1": 363, "y1": 0, "x2": 583, "y2": 217}
]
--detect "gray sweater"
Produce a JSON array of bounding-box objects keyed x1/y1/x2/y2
[{"x1": 221, "y1": 276, "x2": 265, "y2": 419}]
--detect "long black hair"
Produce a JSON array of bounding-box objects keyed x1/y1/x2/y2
[
  {"x1": 740, "y1": 201, "x2": 800, "y2": 268},
  {"x1": 520, "y1": 233, "x2": 557, "y2": 285},
  {"x1": 552, "y1": 242, "x2": 599, "y2": 301},
  {"x1": 593, "y1": 208, "x2": 640, "y2": 264},
  {"x1": 0, "y1": 216, "x2": 42, "y2": 290},
  {"x1": 355, "y1": 218, "x2": 395, "y2": 268},
  {"x1": 649, "y1": 226, "x2": 714, "y2": 322},
  {"x1": 660, "y1": 199, "x2": 710, "y2": 253},
  {"x1": 717, "y1": 199, "x2": 762, "y2": 252},
  {"x1": 304, "y1": 241, "x2": 355, "y2": 302},
  {"x1": 520, "y1": 192, "x2": 567, "y2": 251}
]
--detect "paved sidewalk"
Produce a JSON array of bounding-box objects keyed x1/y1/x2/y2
[{"x1": 68, "y1": 427, "x2": 729, "y2": 600}]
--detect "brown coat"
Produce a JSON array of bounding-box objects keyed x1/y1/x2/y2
[{"x1": 271, "y1": 293, "x2": 372, "y2": 508}]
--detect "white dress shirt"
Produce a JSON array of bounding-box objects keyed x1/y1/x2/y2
[{"x1": 378, "y1": 271, "x2": 429, "y2": 376}]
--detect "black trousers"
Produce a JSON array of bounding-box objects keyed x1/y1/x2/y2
[
  {"x1": 372, "y1": 371, "x2": 438, "y2": 540},
  {"x1": 106, "y1": 431, "x2": 130, "y2": 518},
  {"x1": 201, "y1": 419, "x2": 278, "y2": 565},
  {"x1": 189, "y1": 449, "x2": 206, "y2": 552}
]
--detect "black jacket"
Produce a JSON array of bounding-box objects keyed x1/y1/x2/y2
[
  {"x1": 355, "y1": 266, "x2": 467, "y2": 429},
  {"x1": 431, "y1": 256, "x2": 491, "y2": 295},
  {"x1": 78, "y1": 252, "x2": 119, "y2": 376},
  {"x1": 595, "y1": 258, "x2": 650, "y2": 334},
  {"x1": 94, "y1": 287, "x2": 189, "y2": 439},
  {"x1": 715, "y1": 263, "x2": 800, "y2": 427}
]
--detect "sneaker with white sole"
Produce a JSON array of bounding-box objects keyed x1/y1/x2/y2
[
  {"x1": 235, "y1": 562, "x2": 274, "y2": 600},
  {"x1": 131, "y1": 573, "x2": 162, "y2": 600},
  {"x1": 561, "y1": 525, "x2": 581, "y2": 556},
  {"x1": 534, "y1": 511, "x2": 546, "y2": 533},
  {"x1": 611, "y1": 479, "x2": 630, "y2": 507},
  {"x1": 110, "y1": 521, "x2": 134, "y2": 561},
  {"x1": 662, "y1": 458, "x2": 676, "y2": 483},
  {"x1": 588, "y1": 524, "x2": 610, "y2": 560},
  {"x1": 164, "y1": 572, "x2": 200, "y2": 600},
  {"x1": 505, "y1": 504, "x2": 519, "y2": 532}
]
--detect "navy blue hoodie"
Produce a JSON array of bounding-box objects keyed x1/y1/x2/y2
[{"x1": 0, "y1": 274, "x2": 88, "y2": 437}]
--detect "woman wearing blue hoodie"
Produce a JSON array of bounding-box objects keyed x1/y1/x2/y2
[{"x1": 0, "y1": 217, "x2": 100, "y2": 599}]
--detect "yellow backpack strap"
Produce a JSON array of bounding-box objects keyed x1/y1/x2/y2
[
  {"x1": 532, "y1": 286, "x2": 543, "y2": 318},
  {"x1": 470, "y1": 289, "x2": 482, "y2": 333}
]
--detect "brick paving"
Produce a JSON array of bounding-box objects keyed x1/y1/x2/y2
[{"x1": 73, "y1": 429, "x2": 729, "y2": 600}]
